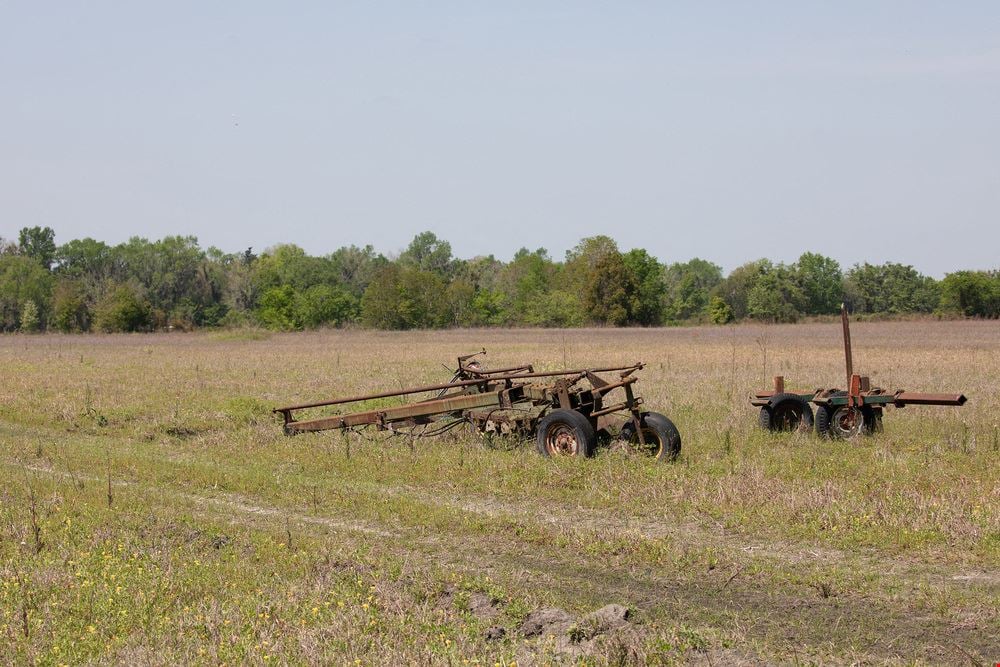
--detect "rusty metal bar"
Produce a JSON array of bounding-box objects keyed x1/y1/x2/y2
[
  {"x1": 590, "y1": 399, "x2": 643, "y2": 418},
  {"x1": 773, "y1": 376, "x2": 784, "y2": 394},
  {"x1": 466, "y1": 364, "x2": 534, "y2": 376},
  {"x1": 894, "y1": 392, "x2": 967, "y2": 407},
  {"x1": 503, "y1": 364, "x2": 642, "y2": 380},
  {"x1": 274, "y1": 363, "x2": 642, "y2": 413},
  {"x1": 841, "y1": 303, "x2": 853, "y2": 387},
  {"x1": 275, "y1": 379, "x2": 495, "y2": 412},
  {"x1": 286, "y1": 389, "x2": 505, "y2": 433},
  {"x1": 848, "y1": 373, "x2": 862, "y2": 408},
  {"x1": 591, "y1": 376, "x2": 638, "y2": 396}
]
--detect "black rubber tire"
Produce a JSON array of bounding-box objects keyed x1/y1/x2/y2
[
  {"x1": 815, "y1": 404, "x2": 879, "y2": 439},
  {"x1": 535, "y1": 409, "x2": 596, "y2": 458},
  {"x1": 619, "y1": 412, "x2": 682, "y2": 461},
  {"x1": 758, "y1": 394, "x2": 814, "y2": 433}
]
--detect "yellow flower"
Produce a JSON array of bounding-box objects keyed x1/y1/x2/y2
[{"x1": 87, "y1": 625, "x2": 96, "y2": 634}]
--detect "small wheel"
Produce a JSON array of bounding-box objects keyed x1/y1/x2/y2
[
  {"x1": 619, "y1": 412, "x2": 682, "y2": 461},
  {"x1": 816, "y1": 404, "x2": 878, "y2": 439},
  {"x1": 536, "y1": 409, "x2": 596, "y2": 458},
  {"x1": 759, "y1": 394, "x2": 814, "y2": 433}
]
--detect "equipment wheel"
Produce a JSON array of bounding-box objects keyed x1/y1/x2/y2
[
  {"x1": 759, "y1": 394, "x2": 814, "y2": 433},
  {"x1": 535, "y1": 409, "x2": 596, "y2": 458},
  {"x1": 619, "y1": 412, "x2": 682, "y2": 461},
  {"x1": 815, "y1": 404, "x2": 879, "y2": 438}
]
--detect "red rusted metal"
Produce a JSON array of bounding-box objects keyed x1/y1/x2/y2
[
  {"x1": 894, "y1": 392, "x2": 967, "y2": 407},
  {"x1": 842, "y1": 303, "x2": 853, "y2": 387},
  {"x1": 274, "y1": 352, "x2": 674, "y2": 459}
]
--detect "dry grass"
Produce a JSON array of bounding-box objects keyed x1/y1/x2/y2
[{"x1": 1, "y1": 321, "x2": 998, "y2": 665}]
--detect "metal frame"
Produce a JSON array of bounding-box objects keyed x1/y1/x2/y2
[
  {"x1": 274, "y1": 352, "x2": 652, "y2": 447},
  {"x1": 751, "y1": 305, "x2": 966, "y2": 432}
]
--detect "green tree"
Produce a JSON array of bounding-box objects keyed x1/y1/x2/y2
[
  {"x1": 329, "y1": 245, "x2": 386, "y2": 298},
  {"x1": 622, "y1": 249, "x2": 665, "y2": 325},
  {"x1": 360, "y1": 265, "x2": 405, "y2": 329},
  {"x1": 294, "y1": 284, "x2": 357, "y2": 328},
  {"x1": 52, "y1": 279, "x2": 90, "y2": 332},
  {"x1": 845, "y1": 263, "x2": 939, "y2": 314},
  {"x1": 360, "y1": 265, "x2": 450, "y2": 329},
  {"x1": 712, "y1": 260, "x2": 772, "y2": 321},
  {"x1": 0, "y1": 254, "x2": 54, "y2": 330},
  {"x1": 524, "y1": 291, "x2": 584, "y2": 327},
  {"x1": 93, "y1": 284, "x2": 152, "y2": 332},
  {"x1": 56, "y1": 237, "x2": 114, "y2": 279},
  {"x1": 745, "y1": 265, "x2": 803, "y2": 323},
  {"x1": 397, "y1": 267, "x2": 451, "y2": 328},
  {"x1": 18, "y1": 226, "x2": 57, "y2": 269},
  {"x1": 256, "y1": 285, "x2": 298, "y2": 330},
  {"x1": 708, "y1": 296, "x2": 733, "y2": 324},
  {"x1": 663, "y1": 258, "x2": 723, "y2": 321},
  {"x1": 585, "y1": 251, "x2": 638, "y2": 325},
  {"x1": 445, "y1": 280, "x2": 476, "y2": 327},
  {"x1": 499, "y1": 248, "x2": 558, "y2": 325},
  {"x1": 794, "y1": 252, "x2": 843, "y2": 315},
  {"x1": 253, "y1": 244, "x2": 338, "y2": 292},
  {"x1": 467, "y1": 288, "x2": 506, "y2": 326},
  {"x1": 939, "y1": 271, "x2": 1000, "y2": 318},
  {"x1": 398, "y1": 231, "x2": 454, "y2": 276},
  {"x1": 564, "y1": 236, "x2": 619, "y2": 296}
]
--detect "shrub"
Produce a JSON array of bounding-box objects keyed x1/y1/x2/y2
[{"x1": 93, "y1": 285, "x2": 152, "y2": 332}]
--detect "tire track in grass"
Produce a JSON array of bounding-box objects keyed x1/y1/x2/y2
[
  {"x1": 8, "y1": 460, "x2": 395, "y2": 539},
  {"x1": 7, "y1": 457, "x2": 998, "y2": 664}
]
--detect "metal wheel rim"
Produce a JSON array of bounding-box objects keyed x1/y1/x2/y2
[
  {"x1": 545, "y1": 424, "x2": 579, "y2": 456},
  {"x1": 831, "y1": 407, "x2": 863, "y2": 437},
  {"x1": 632, "y1": 427, "x2": 663, "y2": 457}
]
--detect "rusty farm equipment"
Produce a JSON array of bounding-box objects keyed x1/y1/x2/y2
[
  {"x1": 274, "y1": 350, "x2": 681, "y2": 460},
  {"x1": 751, "y1": 305, "x2": 967, "y2": 438}
]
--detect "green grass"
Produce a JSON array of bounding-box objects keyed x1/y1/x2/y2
[{"x1": 1, "y1": 323, "x2": 998, "y2": 664}]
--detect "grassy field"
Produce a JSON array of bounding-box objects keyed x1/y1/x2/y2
[{"x1": 1, "y1": 321, "x2": 998, "y2": 665}]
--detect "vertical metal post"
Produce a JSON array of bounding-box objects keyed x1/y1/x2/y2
[
  {"x1": 624, "y1": 383, "x2": 646, "y2": 446},
  {"x1": 841, "y1": 303, "x2": 853, "y2": 388}
]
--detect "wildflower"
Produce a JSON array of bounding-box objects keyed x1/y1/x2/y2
[{"x1": 87, "y1": 625, "x2": 96, "y2": 634}]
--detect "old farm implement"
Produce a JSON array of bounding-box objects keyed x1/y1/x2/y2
[
  {"x1": 752, "y1": 306, "x2": 967, "y2": 438},
  {"x1": 274, "y1": 351, "x2": 682, "y2": 460}
]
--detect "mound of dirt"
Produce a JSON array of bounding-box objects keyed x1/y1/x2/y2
[{"x1": 518, "y1": 604, "x2": 635, "y2": 659}]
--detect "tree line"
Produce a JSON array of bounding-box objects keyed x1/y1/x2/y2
[{"x1": 1, "y1": 227, "x2": 998, "y2": 332}]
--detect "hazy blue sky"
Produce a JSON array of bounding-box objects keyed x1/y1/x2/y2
[{"x1": 2, "y1": 2, "x2": 998, "y2": 276}]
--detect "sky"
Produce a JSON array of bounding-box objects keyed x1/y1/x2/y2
[{"x1": 1, "y1": 2, "x2": 998, "y2": 277}]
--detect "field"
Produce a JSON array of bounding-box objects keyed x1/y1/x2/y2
[{"x1": 1, "y1": 321, "x2": 998, "y2": 665}]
